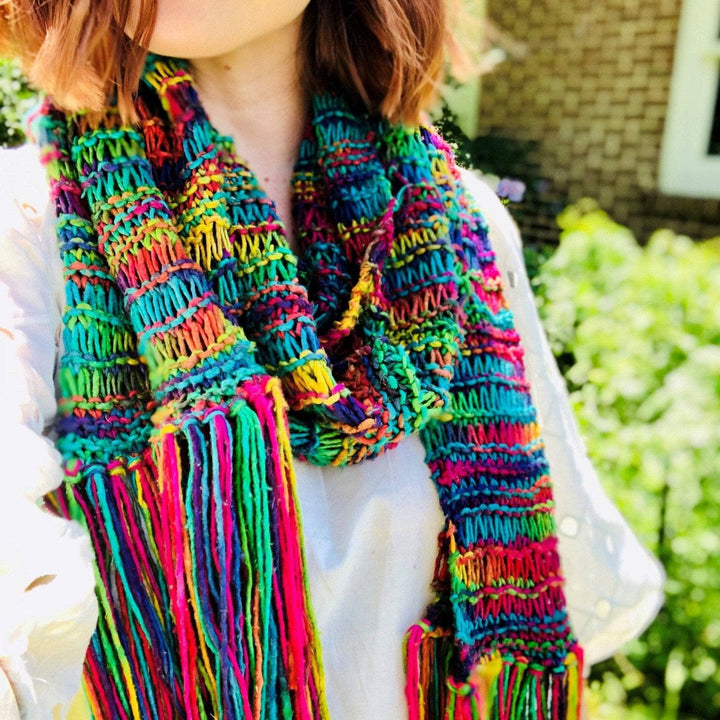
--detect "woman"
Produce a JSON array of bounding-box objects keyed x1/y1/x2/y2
[{"x1": 0, "y1": 1, "x2": 663, "y2": 718}]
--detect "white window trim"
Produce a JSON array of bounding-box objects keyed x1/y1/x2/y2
[{"x1": 660, "y1": 0, "x2": 720, "y2": 199}]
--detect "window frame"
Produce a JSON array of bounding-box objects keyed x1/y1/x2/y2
[{"x1": 659, "y1": 0, "x2": 720, "y2": 199}]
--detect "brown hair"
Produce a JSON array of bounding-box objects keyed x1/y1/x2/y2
[
  {"x1": 301, "y1": 0, "x2": 446, "y2": 124},
  {"x1": 0, "y1": 1, "x2": 156, "y2": 120},
  {"x1": 0, "y1": 0, "x2": 446, "y2": 125}
]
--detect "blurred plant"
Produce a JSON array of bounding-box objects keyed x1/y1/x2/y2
[
  {"x1": 496, "y1": 177, "x2": 526, "y2": 202},
  {"x1": 533, "y1": 199, "x2": 720, "y2": 719},
  {"x1": 435, "y1": 102, "x2": 539, "y2": 177},
  {"x1": 0, "y1": 58, "x2": 37, "y2": 147},
  {"x1": 434, "y1": 102, "x2": 565, "y2": 253}
]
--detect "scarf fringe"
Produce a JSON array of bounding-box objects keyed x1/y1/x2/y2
[
  {"x1": 405, "y1": 622, "x2": 583, "y2": 720},
  {"x1": 50, "y1": 377, "x2": 328, "y2": 720}
]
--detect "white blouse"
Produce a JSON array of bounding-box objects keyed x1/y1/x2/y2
[{"x1": 0, "y1": 146, "x2": 664, "y2": 720}]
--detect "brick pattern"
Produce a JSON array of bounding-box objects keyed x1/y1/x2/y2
[{"x1": 478, "y1": 0, "x2": 720, "y2": 243}]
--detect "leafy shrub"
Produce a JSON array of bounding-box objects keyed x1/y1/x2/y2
[
  {"x1": 533, "y1": 199, "x2": 720, "y2": 719},
  {"x1": 0, "y1": 58, "x2": 38, "y2": 147}
]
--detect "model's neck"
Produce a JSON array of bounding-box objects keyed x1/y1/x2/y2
[{"x1": 191, "y1": 16, "x2": 307, "y2": 248}]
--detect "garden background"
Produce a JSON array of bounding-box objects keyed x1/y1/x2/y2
[{"x1": 2, "y1": 1, "x2": 720, "y2": 717}]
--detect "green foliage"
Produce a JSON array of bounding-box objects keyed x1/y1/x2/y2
[
  {"x1": 533, "y1": 199, "x2": 720, "y2": 719},
  {"x1": 0, "y1": 58, "x2": 37, "y2": 147},
  {"x1": 435, "y1": 102, "x2": 539, "y2": 179}
]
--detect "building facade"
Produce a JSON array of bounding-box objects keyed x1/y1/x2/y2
[{"x1": 477, "y1": 0, "x2": 720, "y2": 243}]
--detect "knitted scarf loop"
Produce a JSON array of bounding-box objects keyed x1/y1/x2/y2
[{"x1": 37, "y1": 56, "x2": 581, "y2": 720}]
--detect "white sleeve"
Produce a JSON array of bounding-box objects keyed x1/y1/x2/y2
[
  {"x1": 460, "y1": 169, "x2": 664, "y2": 667},
  {"x1": 0, "y1": 146, "x2": 97, "y2": 720}
]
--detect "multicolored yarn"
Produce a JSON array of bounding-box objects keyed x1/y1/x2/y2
[{"x1": 37, "y1": 55, "x2": 581, "y2": 719}]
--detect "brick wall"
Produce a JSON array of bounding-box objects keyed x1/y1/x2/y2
[{"x1": 478, "y1": 0, "x2": 720, "y2": 244}]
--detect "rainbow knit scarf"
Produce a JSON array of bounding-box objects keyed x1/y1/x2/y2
[{"x1": 37, "y1": 56, "x2": 581, "y2": 719}]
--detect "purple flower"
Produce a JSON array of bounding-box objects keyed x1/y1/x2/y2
[{"x1": 496, "y1": 178, "x2": 526, "y2": 203}]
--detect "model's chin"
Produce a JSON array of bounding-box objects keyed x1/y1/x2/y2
[{"x1": 144, "y1": 0, "x2": 310, "y2": 60}]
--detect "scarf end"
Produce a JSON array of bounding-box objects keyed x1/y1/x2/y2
[
  {"x1": 405, "y1": 622, "x2": 583, "y2": 720},
  {"x1": 48, "y1": 377, "x2": 330, "y2": 720}
]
